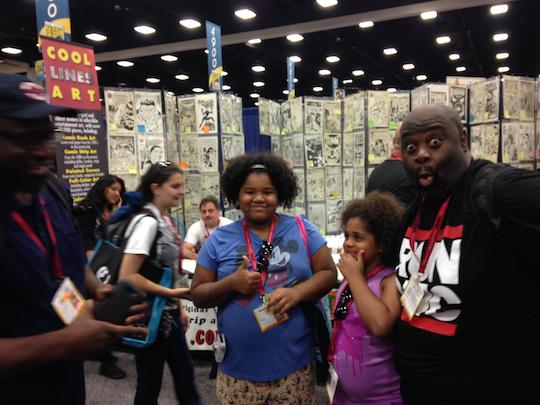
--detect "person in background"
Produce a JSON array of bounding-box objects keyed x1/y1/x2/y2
[
  {"x1": 191, "y1": 153, "x2": 336, "y2": 404},
  {"x1": 182, "y1": 195, "x2": 232, "y2": 260},
  {"x1": 331, "y1": 192, "x2": 404, "y2": 405},
  {"x1": 117, "y1": 162, "x2": 200, "y2": 405},
  {"x1": 74, "y1": 174, "x2": 127, "y2": 379},
  {"x1": 0, "y1": 73, "x2": 145, "y2": 404},
  {"x1": 366, "y1": 123, "x2": 417, "y2": 206}
]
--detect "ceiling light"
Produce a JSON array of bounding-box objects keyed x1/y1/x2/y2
[
  {"x1": 179, "y1": 19, "x2": 201, "y2": 29},
  {"x1": 383, "y1": 47, "x2": 397, "y2": 55},
  {"x1": 456, "y1": 66, "x2": 466, "y2": 72},
  {"x1": 247, "y1": 38, "x2": 261, "y2": 44},
  {"x1": 250, "y1": 93, "x2": 260, "y2": 98},
  {"x1": 221, "y1": 70, "x2": 228, "y2": 76},
  {"x1": 421, "y1": 11, "x2": 438, "y2": 20},
  {"x1": 134, "y1": 25, "x2": 156, "y2": 35},
  {"x1": 498, "y1": 66, "x2": 510, "y2": 73},
  {"x1": 175, "y1": 74, "x2": 189, "y2": 80},
  {"x1": 313, "y1": 86, "x2": 323, "y2": 92},
  {"x1": 146, "y1": 77, "x2": 160, "y2": 83},
  {"x1": 293, "y1": 78, "x2": 299, "y2": 83},
  {"x1": 403, "y1": 63, "x2": 415, "y2": 70},
  {"x1": 316, "y1": 0, "x2": 338, "y2": 8},
  {"x1": 253, "y1": 81, "x2": 265, "y2": 87},
  {"x1": 117, "y1": 61, "x2": 134, "y2": 67},
  {"x1": 387, "y1": 88, "x2": 397, "y2": 93},
  {"x1": 204, "y1": 49, "x2": 209, "y2": 54},
  {"x1": 235, "y1": 8, "x2": 256, "y2": 20},
  {"x1": 496, "y1": 52, "x2": 509, "y2": 60},
  {"x1": 289, "y1": 55, "x2": 302, "y2": 63},
  {"x1": 287, "y1": 34, "x2": 304, "y2": 43},
  {"x1": 490, "y1": 4, "x2": 508, "y2": 15},
  {"x1": 358, "y1": 20, "x2": 374, "y2": 28},
  {"x1": 283, "y1": 90, "x2": 290, "y2": 95},
  {"x1": 326, "y1": 55, "x2": 340, "y2": 63},
  {"x1": 493, "y1": 33, "x2": 509, "y2": 42},
  {"x1": 449, "y1": 53, "x2": 460, "y2": 60},
  {"x1": 251, "y1": 65, "x2": 265, "y2": 72},
  {"x1": 161, "y1": 55, "x2": 178, "y2": 62},
  {"x1": 1, "y1": 47, "x2": 22, "y2": 55},
  {"x1": 95, "y1": 65, "x2": 102, "y2": 71},
  {"x1": 416, "y1": 74, "x2": 428, "y2": 81},
  {"x1": 85, "y1": 33, "x2": 107, "y2": 42},
  {"x1": 319, "y1": 69, "x2": 331, "y2": 76},
  {"x1": 343, "y1": 79, "x2": 353, "y2": 84},
  {"x1": 436, "y1": 36, "x2": 451, "y2": 45},
  {"x1": 192, "y1": 87, "x2": 204, "y2": 93},
  {"x1": 372, "y1": 79, "x2": 382, "y2": 85},
  {"x1": 222, "y1": 85, "x2": 231, "y2": 90},
  {"x1": 352, "y1": 69, "x2": 365, "y2": 76},
  {"x1": 255, "y1": 102, "x2": 260, "y2": 106}
]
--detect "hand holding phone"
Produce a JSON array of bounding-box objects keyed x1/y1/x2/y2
[{"x1": 94, "y1": 280, "x2": 146, "y2": 325}]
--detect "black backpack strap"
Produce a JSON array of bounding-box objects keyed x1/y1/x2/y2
[
  {"x1": 45, "y1": 174, "x2": 73, "y2": 214},
  {"x1": 470, "y1": 163, "x2": 510, "y2": 233}
]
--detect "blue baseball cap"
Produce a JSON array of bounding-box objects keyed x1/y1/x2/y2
[{"x1": 0, "y1": 73, "x2": 76, "y2": 119}]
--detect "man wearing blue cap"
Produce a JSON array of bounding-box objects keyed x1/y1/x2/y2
[{"x1": 0, "y1": 74, "x2": 145, "y2": 404}]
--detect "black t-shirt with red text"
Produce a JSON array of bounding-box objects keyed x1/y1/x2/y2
[{"x1": 394, "y1": 160, "x2": 540, "y2": 402}]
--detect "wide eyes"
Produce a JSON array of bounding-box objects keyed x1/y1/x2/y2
[
  {"x1": 405, "y1": 144, "x2": 416, "y2": 154},
  {"x1": 429, "y1": 138, "x2": 442, "y2": 147}
]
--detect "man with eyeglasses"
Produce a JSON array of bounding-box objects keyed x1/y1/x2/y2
[{"x1": 0, "y1": 74, "x2": 145, "y2": 404}]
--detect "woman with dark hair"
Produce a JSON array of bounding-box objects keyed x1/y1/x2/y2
[
  {"x1": 117, "y1": 162, "x2": 200, "y2": 405},
  {"x1": 75, "y1": 174, "x2": 127, "y2": 380},
  {"x1": 191, "y1": 153, "x2": 337, "y2": 403}
]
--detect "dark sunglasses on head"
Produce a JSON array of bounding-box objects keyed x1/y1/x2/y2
[
  {"x1": 256, "y1": 240, "x2": 273, "y2": 273},
  {"x1": 333, "y1": 287, "x2": 353, "y2": 321}
]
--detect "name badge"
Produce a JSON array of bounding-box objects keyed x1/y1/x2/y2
[
  {"x1": 400, "y1": 273, "x2": 425, "y2": 320},
  {"x1": 326, "y1": 363, "x2": 339, "y2": 402},
  {"x1": 253, "y1": 304, "x2": 289, "y2": 333},
  {"x1": 51, "y1": 277, "x2": 85, "y2": 325}
]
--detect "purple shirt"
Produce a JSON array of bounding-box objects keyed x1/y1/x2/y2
[{"x1": 332, "y1": 268, "x2": 403, "y2": 405}]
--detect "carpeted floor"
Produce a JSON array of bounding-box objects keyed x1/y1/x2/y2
[{"x1": 85, "y1": 351, "x2": 328, "y2": 404}]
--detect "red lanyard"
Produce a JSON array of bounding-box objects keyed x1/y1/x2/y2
[
  {"x1": 204, "y1": 219, "x2": 219, "y2": 239},
  {"x1": 10, "y1": 195, "x2": 64, "y2": 280},
  {"x1": 409, "y1": 196, "x2": 452, "y2": 274},
  {"x1": 242, "y1": 216, "x2": 276, "y2": 297}
]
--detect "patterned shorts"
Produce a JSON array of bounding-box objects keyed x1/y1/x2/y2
[{"x1": 216, "y1": 362, "x2": 316, "y2": 405}]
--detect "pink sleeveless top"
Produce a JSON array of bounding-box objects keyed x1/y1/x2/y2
[{"x1": 332, "y1": 268, "x2": 403, "y2": 405}]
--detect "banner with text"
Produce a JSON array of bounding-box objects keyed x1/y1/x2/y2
[
  {"x1": 41, "y1": 37, "x2": 101, "y2": 111},
  {"x1": 54, "y1": 112, "x2": 108, "y2": 203},
  {"x1": 206, "y1": 21, "x2": 223, "y2": 92},
  {"x1": 35, "y1": 0, "x2": 71, "y2": 43},
  {"x1": 182, "y1": 300, "x2": 218, "y2": 351},
  {"x1": 287, "y1": 57, "x2": 295, "y2": 100}
]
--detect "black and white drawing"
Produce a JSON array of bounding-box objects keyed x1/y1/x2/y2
[
  {"x1": 325, "y1": 166, "x2": 342, "y2": 200},
  {"x1": 306, "y1": 168, "x2": 325, "y2": 201},
  {"x1": 353, "y1": 169, "x2": 366, "y2": 199},
  {"x1": 221, "y1": 134, "x2": 244, "y2": 164},
  {"x1": 482, "y1": 124, "x2": 499, "y2": 163},
  {"x1": 271, "y1": 135, "x2": 282, "y2": 157},
  {"x1": 469, "y1": 81, "x2": 486, "y2": 125},
  {"x1": 105, "y1": 89, "x2": 135, "y2": 133},
  {"x1": 428, "y1": 84, "x2": 449, "y2": 105},
  {"x1": 484, "y1": 77, "x2": 500, "y2": 122},
  {"x1": 290, "y1": 96, "x2": 303, "y2": 133},
  {"x1": 389, "y1": 92, "x2": 410, "y2": 126},
  {"x1": 326, "y1": 200, "x2": 343, "y2": 234},
  {"x1": 304, "y1": 98, "x2": 323, "y2": 135},
  {"x1": 231, "y1": 96, "x2": 244, "y2": 134},
  {"x1": 134, "y1": 91, "x2": 163, "y2": 134},
  {"x1": 184, "y1": 209, "x2": 201, "y2": 228},
  {"x1": 292, "y1": 133, "x2": 304, "y2": 167},
  {"x1": 164, "y1": 92, "x2": 178, "y2": 137},
  {"x1": 307, "y1": 202, "x2": 326, "y2": 233},
  {"x1": 354, "y1": 130, "x2": 366, "y2": 167},
  {"x1": 219, "y1": 94, "x2": 234, "y2": 134},
  {"x1": 178, "y1": 97, "x2": 198, "y2": 134},
  {"x1": 369, "y1": 129, "x2": 392, "y2": 165},
  {"x1": 368, "y1": 91, "x2": 389, "y2": 128},
  {"x1": 270, "y1": 101, "x2": 281, "y2": 136},
  {"x1": 344, "y1": 92, "x2": 365, "y2": 132},
  {"x1": 519, "y1": 122, "x2": 535, "y2": 161},
  {"x1": 469, "y1": 125, "x2": 483, "y2": 159},
  {"x1": 195, "y1": 93, "x2": 218, "y2": 134},
  {"x1": 109, "y1": 134, "x2": 137, "y2": 175},
  {"x1": 293, "y1": 168, "x2": 305, "y2": 204},
  {"x1": 501, "y1": 122, "x2": 519, "y2": 163},
  {"x1": 342, "y1": 131, "x2": 354, "y2": 166},
  {"x1": 201, "y1": 172, "x2": 220, "y2": 197},
  {"x1": 520, "y1": 78, "x2": 535, "y2": 121},
  {"x1": 450, "y1": 85, "x2": 468, "y2": 122},
  {"x1": 502, "y1": 75, "x2": 520, "y2": 120},
  {"x1": 324, "y1": 132, "x2": 342, "y2": 166},
  {"x1": 304, "y1": 134, "x2": 324, "y2": 168},
  {"x1": 281, "y1": 134, "x2": 294, "y2": 167},
  {"x1": 259, "y1": 98, "x2": 271, "y2": 135},
  {"x1": 139, "y1": 135, "x2": 165, "y2": 174},
  {"x1": 411, "y1": 85, "x2": 429, "y2": 110},
  {"x1": 281, "y1": 101, "x2": 293, "y2": 135},
  {"x1": 323, "y1": 101, "x2": 342, "y2": 133},
  {"x1": 183, "y1": 171, "x2": 201, "y2": 211},
  {"x1": 180, "y1": 134, "x2": 199, "y2": 169},
  {"x1": 343, "y1": 167, "x2": 354, "y2": 202},
  {"x1": 224, "y1": 209, "x2": 244, "y2": 222},
  {"x1": 199, "y1": 136, "x2": 219, "y2": 172}
]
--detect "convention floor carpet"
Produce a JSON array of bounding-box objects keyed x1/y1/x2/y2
[{"x1": 85, "y1": 351, "x2": 327, "y2": 404}]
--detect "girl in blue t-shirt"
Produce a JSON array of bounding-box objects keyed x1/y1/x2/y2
[{"x1": 191, "y1": 153, "x2": 337, "y2": 404}]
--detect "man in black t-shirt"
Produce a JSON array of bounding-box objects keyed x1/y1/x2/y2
[
  {"x1": 395, "y1": 104, "x2": 540, "y2": 404},
  {"x1": 366, "y1": 123, "x2": 416, "y2": 206}
]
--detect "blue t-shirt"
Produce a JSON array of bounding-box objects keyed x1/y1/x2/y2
[{"x1": 197, "y1": 214, "x2": 327, "y2": 381}]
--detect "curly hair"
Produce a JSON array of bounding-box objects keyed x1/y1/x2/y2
[
  {"x1": 220, "y1": 153, "x2": 298, "y2": 209},
  {"x1": 137, "y1": 162, "x2": 183, "y2": 203},
  {"x1": 341, "y1": 191, "x2": 404, "y2": 266}
]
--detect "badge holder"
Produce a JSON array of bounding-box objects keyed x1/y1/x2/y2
[
  {"x1": 400, "y1": 273, "x2": 425, "y2": 320},
  {"x1": 212, "y1": 332, "x2": 227, "y2": 363}
]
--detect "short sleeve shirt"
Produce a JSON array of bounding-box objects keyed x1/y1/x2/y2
[{"x1": 184, "y1": 216, "x2": 233, "y2": 249}]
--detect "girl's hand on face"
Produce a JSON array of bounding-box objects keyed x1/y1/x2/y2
[{"x1": 337, "y1": 250, "x2": 365, "y2": 282}]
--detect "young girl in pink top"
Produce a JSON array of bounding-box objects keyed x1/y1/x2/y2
[{"x1": 330, "y1": 192, "x2": 404, "y2": 405}]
